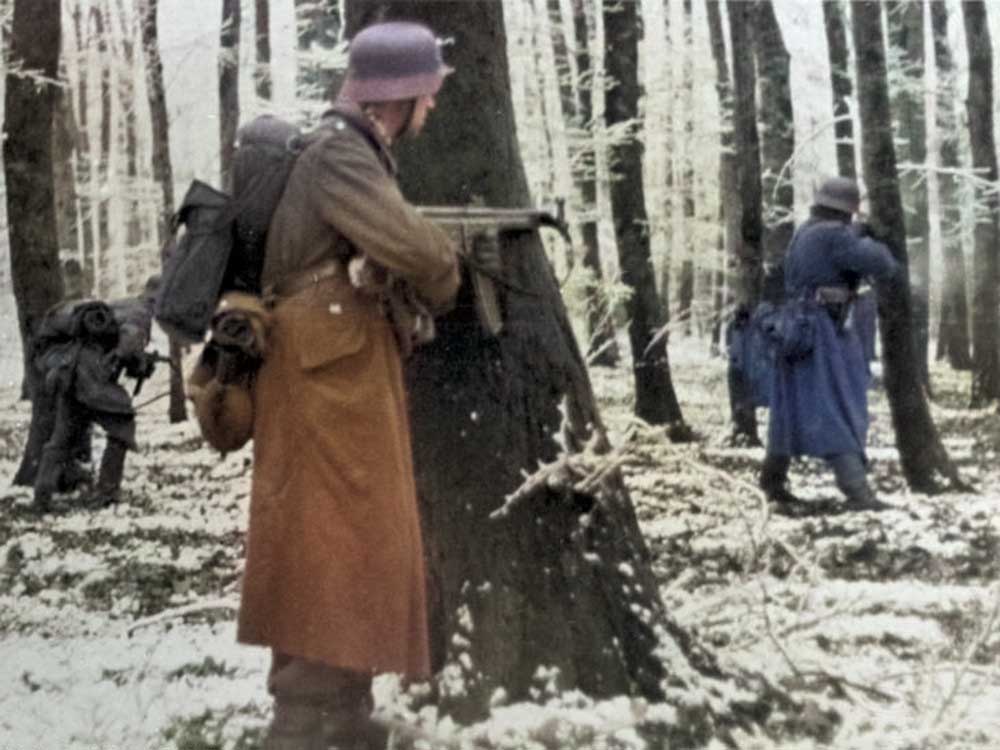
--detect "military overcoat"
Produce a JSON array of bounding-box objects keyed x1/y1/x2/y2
[{"x1": 237, "y1": 105, "x2": 459, "y2": 678}]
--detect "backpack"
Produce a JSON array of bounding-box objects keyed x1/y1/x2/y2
[{"x1": 154, "y1": 115, "x2": 305, "y2": 343}]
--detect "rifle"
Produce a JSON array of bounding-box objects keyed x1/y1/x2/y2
[
  {"x1": 417, "y1": 203, "x2": 570, "y2": 335},
  {"x1": 132, "y1": 350, "x2": 176, "y2": 397}
]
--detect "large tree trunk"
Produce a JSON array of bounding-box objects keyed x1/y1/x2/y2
[
  {"x1": 338, "y1": 0, "x2": 715, "y2": 723},
  {"x1": 852, "y1": 1, "x2": 962, "y2": 492},
  {"x1": 822, "y1": 0, "x2": 856, "y2": 179},
  {"x1": 725, "y1": 0, "x2": 764, "y2": 444},
  {"x1": 141, "y1": 0, "x2": 186, "y2": 423},
  {"x1": 961, "y1": 1, "x2": 1000, "y2": 406},
  {"x1": 754, "y1": 0, "x2": 794, "y2": 305},
  {"x1": 572, "y1": 0, "x2": 619, "y2": 367},
  {"x1": 52, "y1": 69, "x2": 81, "y2": 263},
  {"x1": 602, "y1": 0, "x2": 690, "y2": 438},
  {"x1": 6, "y1": 0, "x2": 63, "y2": 478},
  {"x1": 931, "y1": 0, "x2": 972, "y2": 370},
  {"x1": 219, "y1": 0, "x2": 240, "y2": 192},
  {"x1": 887, "y1": 0, "x2": 930, "y2": 389}
]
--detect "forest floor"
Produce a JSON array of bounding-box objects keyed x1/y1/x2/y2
[{"x1": 0, "y1": 340, "x2": 999, "y2": 750}]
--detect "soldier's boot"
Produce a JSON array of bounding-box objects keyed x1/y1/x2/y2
[
  {"x1": 759, "y1": 453, "x2": 800, "y2": 504},
  {"x1": 262, "y1": 701, "x2": 325, "y2": 750},
  {"x1": 322, "y1": 702, "x2": 389, "y2": 750},
  {"x1": 33, "y1": 445, "x2": 68, "y2": 512},
  {"x1": 88, "y1": 439, "x2": 128, "y2": 508},
  {"x1": 58, "y1": 460, "x2": 92, "y2": 492},
  {"x1": 830, "y1": 453, "x2": 891, "y2": 512}
]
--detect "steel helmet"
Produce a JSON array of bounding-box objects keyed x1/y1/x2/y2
[
  {"x1": 338, "y1": 21, "x2": 453, "y2": 103},
  {"x1": 814, "y1": 177, "x2": 861, "y2": 214}
]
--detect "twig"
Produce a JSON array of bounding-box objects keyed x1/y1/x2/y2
[{"x1": 124, "y1": 596, "x2": 237, "y2": 635}]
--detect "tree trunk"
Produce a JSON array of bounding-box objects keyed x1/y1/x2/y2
[
  {"x1": 572, "y1": 0, "x2": 619, "y2": 366},
  {"x1": 141, "y1": 0, "x2": 187, "y2": 423},
  {"x1": 91, "y1": 4, "x2": 112, "y2": 296},
  {"x1": 677, "y1": 0, "x2": 695, "y2": 336},
  {"x1": 822, "y1": 0, "x2": 856, "y2": 179},
  {"x1": 6, "y1": 0, "x2": 63, "y2": 475},
  {"x1": 219, "y1": 0, "x2": 240, "y2": 192},
  {"x1": 962, "y1": 1, "x2": 1000, "y2": 405},
  {"x1": 5, "y1": 0, "x2": 63, "y2": 360},
  {"x1": 706, "y1": 0, "x2": 738, "y2": 355},
  {"x1": 339, "y1": 0, "x2": 716, "y2": 722},
  {"x1": 887, "y1": 0, "x2": 930, "y2": 389},
  {"x1": 255, "y1": 0, "x2": 272, "y2": 102},
  {"x1": 753, "y1": 0, "x2": 794, "y2": 305},
  {"x1": 52, "y1": 70, "x2": 81, "y2": 262},
  {"x1": 113, "y1": 0, "x2": 144, "y2": 259},
  {"x1": 72, "y1": 1, "x2": 95, "y2": 295},
  {"x1": 726, "y1": 0, "x2": 764, "y2": 444},
  {"x1": 294, "y1": 0, "x2": 343, "y2": 102},
  {"x1": 602, "y1": 0, "x2": 690, "y2": 437},
  {"x1": 931, "y1": 0, "x2": 971, "y2": 370},
  {"x1": 852, "y1": 1, "x2": 962, "y2": 492}
]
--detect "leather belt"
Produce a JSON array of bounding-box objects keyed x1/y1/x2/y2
[{"x1": 266, "y1": 260, "x2": 345, "y2": 298}]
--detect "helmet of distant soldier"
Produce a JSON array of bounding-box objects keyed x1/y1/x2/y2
[
  {"x1": 337, "y1": 21, "x2": 453, "y2": 104},
  {"x1": 814, "y1": 177, "x2": 861, "y2": 215}
]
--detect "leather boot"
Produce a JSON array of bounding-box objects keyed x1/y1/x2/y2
[
  {"x1": 262, "y1": 701, "x2": 325, "y2": 750},
  {"x1": 33, "y1": 445, "x2": 68, "y2": 512},
  {"x1": 842, "y1": 482, "x2": 892, "y2": 512},
  {"x1": 760, "y1": 454, "x2": 800, "y2": 504},
  {"x1": 87, "y1": 439, "x2": 128, "y2": 508}
]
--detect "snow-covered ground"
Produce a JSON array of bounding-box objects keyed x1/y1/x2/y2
[{"x1": 1, "y1": 339, "x2": 999, "y2": 749}]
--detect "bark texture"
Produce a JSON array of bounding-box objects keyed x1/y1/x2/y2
[
  {"x1": 852, "y1": 1, "x2": 962, "y2": 491},
  {"x1": 822, "y1": 0, "x2": 856, "y2": 179}
]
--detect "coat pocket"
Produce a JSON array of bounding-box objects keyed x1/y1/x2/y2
[{"x1": 291, "y1": 299, "x2": 369, "y2": 371}]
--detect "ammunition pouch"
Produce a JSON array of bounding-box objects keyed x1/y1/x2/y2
[{"x1": 815, "y1": 285, "x2": 854, "y2": 331}]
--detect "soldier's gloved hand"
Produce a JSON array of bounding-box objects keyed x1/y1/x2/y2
[
  {"x1": 469, "y1": 230, "x2": 503, "y2": 276},
  {"x1": 134, "y1": 351, "x2": 157, "y2": 380}
]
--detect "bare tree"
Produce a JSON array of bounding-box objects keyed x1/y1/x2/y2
[
  {"x1": 931, "y1": 0, "x2": 971, "y2": 370},
  {"x1": 725, "y1": 0, "x2": 764, "y2": 444},
  {"x1": 255, "y1": 0, "x2": 272, "y2": 101},
  {"x1": 961, "y1": 0, "x2": 1000, "y2": 405},
  {"x1": 852, "y1": 0, "x2": 962, "y2": 491},
  {"x1": 294, "y1": 0, "x2": 343, "y2": 103},
  {"x1": 6, "y1": 0, "x2": 63, "y2": 476},
  {"x1": 219, "y1": 0, "x2": 240, "y2": 191},
  {"x1": 140, "y1": 0, "x2": 186, "y2": 423},
  {"x1": 571, "y1": 0, "x2": 619, "y2": 367},
  {"x1": 754, "y1": 0, "x2": 794, "y2": 304},
  {"x1": 887, "y1": 0, "x2": 930, "y2": 389},
  {"x1": 72, "y1": 1, "x2": 96, "y2": 293},
  {"x1": 822, "y1": 0, "x2": 856, "y2": 178}
]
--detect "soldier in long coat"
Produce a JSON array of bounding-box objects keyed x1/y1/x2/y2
[
  {"x1": 760, "y1": 177, "x2": 899, "y2": 512},
  {"x1": 236, "y1": 22, "x2": 460, "y2": 750}
]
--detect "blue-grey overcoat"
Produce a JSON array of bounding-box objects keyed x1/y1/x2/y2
[{"x1": 766, "y1": 219, "x2": 898, "y2": 459}]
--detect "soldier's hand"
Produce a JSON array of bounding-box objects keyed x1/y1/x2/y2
[{"x1": 469, "y1": 230, "x2": 503, "y2": 276}]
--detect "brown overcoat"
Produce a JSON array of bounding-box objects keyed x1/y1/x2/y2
[{"x1": 236, "y1": 106, "x2": 459, "y2": 678}]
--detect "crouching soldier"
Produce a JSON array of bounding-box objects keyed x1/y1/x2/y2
[{"x1": 31, "y1": 277, "x2": 160, "y2": 511}]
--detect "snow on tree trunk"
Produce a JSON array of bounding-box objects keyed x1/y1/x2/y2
[
  {"x1": 887, "y1": 0, "x2": 930, "y2": 390},
  {"x1": 572, "y1": 0, "x2": 619, "y2": 367},
  {"x1": 851, "y1": 0, "x2": 963, "y2": 492},
  {"x1": 140, "y1": 0, "x2": 186, "y2": 423},
  {"x1": 255, "y1": 0, "x2": 272, "y2": 102},
  {"x1": 822, "y1": 0, "x2": 856, "y2": 179},
  {"x1": 960, "y1": 1, "x2": 1000, "y2": 406},
  {"x1": 930, "y1": 0, "x2": 972, "y2": 371},
  {"x1": 753, "y1": 0, "x2": 794, "y2": 306}
]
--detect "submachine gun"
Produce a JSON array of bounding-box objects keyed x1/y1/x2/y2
[{"x1": 416, "y1": 204, "x2": 570, "y2": 335}]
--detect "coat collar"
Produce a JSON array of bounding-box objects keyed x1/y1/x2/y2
[{"x1": 323, "y1": 102, "x2": 398, "y2": 176}]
